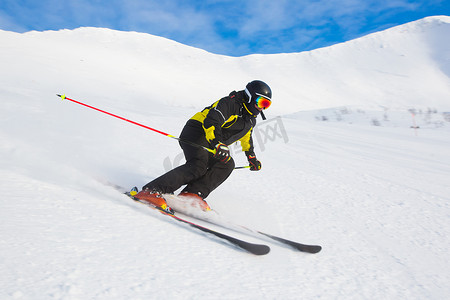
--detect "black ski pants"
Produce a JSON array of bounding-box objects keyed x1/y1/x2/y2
[{"x1": 142, "y1": 120, "x2": 235, "y2": 198}]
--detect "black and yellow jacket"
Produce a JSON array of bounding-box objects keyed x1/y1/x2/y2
[{"x1": 190, "y1": 90, "x2": 256, "y2": 152}]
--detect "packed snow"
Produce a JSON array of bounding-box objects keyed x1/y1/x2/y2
[{"x1": 1, "y1": 16, "x2": 450, "y2": 299}]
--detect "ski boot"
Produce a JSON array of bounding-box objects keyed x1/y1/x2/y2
[
  {"x1": 178, "y1": 191, "x2": 211, "y2": 212},
  {"x1": 132, "y1": 187, "x2": 174, "y2": 214}
]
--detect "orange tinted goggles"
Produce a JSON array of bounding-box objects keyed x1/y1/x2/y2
[{"x1": 255, "y1": 96, "x2": 272, "y2": 110}]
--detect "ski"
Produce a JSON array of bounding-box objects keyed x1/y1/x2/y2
[
  {"x1": 160, "y1": 195, "x2": 322, "y2": 254},
  {"x1": 256, "y1": 231, "x2": 321, "y2": 254},
  {"x1": 126, "y1": 193, "x2": 270, "y2": 256},
  {"x1": 192, "y1": 216, "x2": 322, "y2": 254},
  {"x1": 113, "y1": 184, "x2": 319, "y2": 254}
]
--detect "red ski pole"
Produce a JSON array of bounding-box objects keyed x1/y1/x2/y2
[{"x1": 57, "y1": 94, "x2": 216, "y2": 154}]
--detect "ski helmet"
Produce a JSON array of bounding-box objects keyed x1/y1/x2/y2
[{"x1": 244, "y1": 80, "x2": 272, "y2": 116}]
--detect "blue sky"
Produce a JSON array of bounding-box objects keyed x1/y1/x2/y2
[{"x1": 1, "y1": 0, "x2": 449, "y2": 56}]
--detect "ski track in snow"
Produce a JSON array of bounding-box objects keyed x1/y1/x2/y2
[{"x1": 1, "y1": 17, "x2": 450, "y2": 299}]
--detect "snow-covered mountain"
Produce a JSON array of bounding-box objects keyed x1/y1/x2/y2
[{"x1": 1, "y1": 16, "x2": 450, "y2": 299}]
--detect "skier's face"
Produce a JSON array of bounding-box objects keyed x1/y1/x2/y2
[{"x1": 255, "y1": 104, "x2": 264, "y2": 112}]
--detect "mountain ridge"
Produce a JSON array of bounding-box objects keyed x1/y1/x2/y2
[{"x1": 0, "y1": 15, "x2": 449, "y2": 113}]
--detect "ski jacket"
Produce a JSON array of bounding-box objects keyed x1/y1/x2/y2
[{"x1": 190, "y1": 90, "x2": 256, "y2": 153}]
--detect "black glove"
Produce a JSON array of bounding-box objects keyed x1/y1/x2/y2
[
  {"x1": 246, "y1": 151, "x2": 261, "y2": 171},
  {"x1": 213, "y1": 143, "x2": 231, "y2": 163}
]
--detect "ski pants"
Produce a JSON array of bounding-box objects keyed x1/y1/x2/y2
[{"x1": 142, "y1": 119, "x2": 235, "y2": 198}]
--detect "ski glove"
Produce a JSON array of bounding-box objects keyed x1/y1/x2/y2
[
  {"x1": 213, "y1": 143, "x2": 231, "y2": 163},
  {"x1": 246, "y1": 151, "x2": 261, "y2": 171}
]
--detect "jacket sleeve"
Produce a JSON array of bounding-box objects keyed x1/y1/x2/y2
[
  {"x1": 239, "y1": 128, "x2": 254, "y2": 153},
  {"x1": 241, "y1": 115, "x2": 256, "y2": 153}
]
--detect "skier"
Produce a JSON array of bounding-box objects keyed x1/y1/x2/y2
[{"x1": 134, "y1": 80, "x2": 272, "y2": 213}]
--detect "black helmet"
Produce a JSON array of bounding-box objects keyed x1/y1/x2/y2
[{"x1": 244, "y1": 80, "x2": 272, "y2": 117}]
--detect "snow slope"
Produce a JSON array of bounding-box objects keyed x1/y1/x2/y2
[{"x1": 1, "y1": 16, "x2": 450, "y2": 299}]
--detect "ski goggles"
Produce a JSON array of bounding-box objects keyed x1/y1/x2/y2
[{"x1": 255, "y1": 95, "x2": 272, "y2": 110}]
